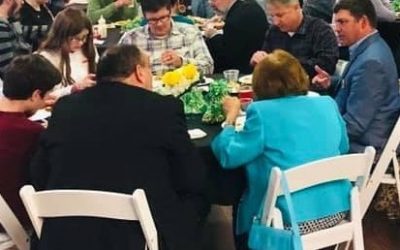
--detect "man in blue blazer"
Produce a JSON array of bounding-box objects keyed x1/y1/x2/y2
[{"x1": 313, "y1": 0, "x2": 400, "y2": 154}]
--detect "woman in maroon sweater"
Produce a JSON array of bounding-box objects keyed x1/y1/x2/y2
[{"x1": 0, "y1": 54, "x2": 61, "y2": 231}]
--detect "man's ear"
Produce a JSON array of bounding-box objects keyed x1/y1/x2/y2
[
  {"x1": 135, "y1": 64, "x2": 146, "y2": 85},
  {"x1": 31, "y1": 89, "x2": 42, "y2": 101},
  {"x1": 360, "y1": 15, "x2": 369, "y2": 29}
]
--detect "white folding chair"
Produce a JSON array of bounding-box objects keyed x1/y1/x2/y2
[
  {"x1": 360, "y1": 116, "x2": 400, "y2": 217},
  {"x1": 19, "y1": 186, "x2": 158, "y2": 250},
  {"x1": 0, "y1": 194, "x2": 30, "y2": 250},
  {"x1": 260, "y1": 147, "x2": 375, "y2": 250}
]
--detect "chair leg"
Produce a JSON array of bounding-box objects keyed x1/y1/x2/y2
[
  {"x1": 351, "y1": 189, "x2": 365, "y2": 250},
  {"x1": 391, "y1": 155, "x2": 400, "y2": 209}
]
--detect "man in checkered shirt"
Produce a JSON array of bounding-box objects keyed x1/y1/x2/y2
[{"x1": 119, "y1": 0, "x2": 214, "y2": 75}]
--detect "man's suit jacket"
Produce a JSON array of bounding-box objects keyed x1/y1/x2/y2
[
  {"x1": 335, "y1": 32, "x2": 400, "y2": 153},
  {"x1": 206, "y1": 0, "x2": 268, "y2": 74},
  {"x1": 30, "y1": 82, "x2": 207, "y2": 250}
]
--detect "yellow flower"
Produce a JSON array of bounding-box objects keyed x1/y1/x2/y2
[
  {"x1": 162, "y1": 71, "x2": 180, "y2": 87},
  {"x1": 182, "y1": 64, "x2": 198, "y2": 80}
]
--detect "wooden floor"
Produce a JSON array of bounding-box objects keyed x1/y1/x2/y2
[{"x1": 202, "y1": 205, "x2": 400, "y2": 250}]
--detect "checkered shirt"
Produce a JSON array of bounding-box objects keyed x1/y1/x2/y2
[{"x1": 119, "y1": 21, "x2": 214, "y2": 75}]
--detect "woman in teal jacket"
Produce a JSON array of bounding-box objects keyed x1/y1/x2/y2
[{"x1": 211, "y1": 50, "x2": 350, "y2": 249}]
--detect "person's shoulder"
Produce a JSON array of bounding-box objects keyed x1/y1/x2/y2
[
  {"x1": 174, "y1": 22, "x2": 200, "y2": 34},
  {"x1": 304, "y1": 15, "x2": 332, "y2": 31}
]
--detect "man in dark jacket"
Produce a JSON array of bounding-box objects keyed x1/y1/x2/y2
[
  {"x1": 205, "y1": 0, "x2": 268, "y2": 74},
  {"x1": 30, "y1": 45, "x2": 208, "y2": 250}
]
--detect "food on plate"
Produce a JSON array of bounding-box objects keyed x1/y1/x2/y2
[{"x1": 113, "y1": 17, "x2": 141, "y2": 32}]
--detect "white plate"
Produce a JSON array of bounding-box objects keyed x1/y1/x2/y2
[
  {"x1": 188, "y1": 128, "x2": 207, "y2": 139},
  {"x1": 239, "y1": 74, "x2": 252, "y2": 85}
]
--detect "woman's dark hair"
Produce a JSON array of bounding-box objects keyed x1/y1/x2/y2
[
  {"x1": 252, "y1": 49, "x2": 309, "y2": 100},
  {"x1": 97, "y1": 45, "x2": 145, "y2": 82},
  {"x1": 3, "y1": 54, "x2": 62, "y2": 99},
  {"x1": 334, "y1": 0, "x2": 377, "y2": 28},
  {"x1": 40, "y1": 8, "x2": 96, "y2": 86}
]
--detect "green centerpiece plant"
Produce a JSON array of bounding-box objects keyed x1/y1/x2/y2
[
  {"x1": 180, "y1": 79, "x2": 229, "y2": 124},
  {"x1": 201, "y1": 80, "x2": 229, "y2": 124},
  {"x1": 393, "y1": 0, "x2": 400, "y2": 12}
]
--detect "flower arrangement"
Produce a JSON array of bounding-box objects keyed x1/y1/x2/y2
[{"x1": 153, "y1": 64, "x2": 200, "y2": 97}]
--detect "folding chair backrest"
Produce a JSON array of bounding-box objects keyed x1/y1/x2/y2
[
  {"x1": 0, "y1": 194, "x2": 29, "y2": 250},
  {"x1": 19, "y1": 186, "x2": 158, "y2": 250},
  {"x1": 261, "y1": 147, "x2": 375, "y2": 226},
  {"x1": 360, "y1": 115, "x2": 400, "y2": 217}
]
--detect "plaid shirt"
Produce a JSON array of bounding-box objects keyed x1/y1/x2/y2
[
  {"x1": 262, "y1": 15, "x2": 338, "y2": 79},
  {"x1": 119, "y1": 21, "x2": 214, "y2": 75}
]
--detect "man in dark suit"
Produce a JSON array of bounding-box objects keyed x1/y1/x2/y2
[
  {"x1": 30, "y1": 45, "x2": 208, "y2": 250},
  {"x1": 204, "y1": 0, "x2": 268, "y2": 74}
]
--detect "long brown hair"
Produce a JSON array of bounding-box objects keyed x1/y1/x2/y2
[{"x1": 40, "y1": 8, "x2": 96, "y2": 86}]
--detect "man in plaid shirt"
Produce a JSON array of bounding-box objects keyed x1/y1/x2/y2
[{"x1": 119, "y1": 0, "x2": 214, "y2": 75}]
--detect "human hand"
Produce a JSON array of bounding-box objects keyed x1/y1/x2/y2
[
  {"x1": 203, "y1": 26, "x2": 218, "y2": 38},
  {"x1": 114, "y1": 0, "x2": 132, "y2": 8},
  {"x1": 250, "y1": 51, "x2": 268, "y2": 66},
  {"x1": 222, "y1": 96, "x2": 241, "y2": 124},
  {"x1": 73, "y1": 74, "x2": 96, "y2": 92},
  {"x1": 311, "y1": 65, "x2": 331, "y2": 89},
  {"x1": 209, "y1": 15, "x2": 222, "y2": 23},
  {"x1": 161, "y1": 50, "x2": 182, "y2": 67},
  {"x1": 44, "y1": 94, "x2": 58, "y2": 107}
]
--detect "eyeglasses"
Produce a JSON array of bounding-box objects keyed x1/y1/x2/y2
[
  {"x1": 71, "y1": 34, "x2": 88, "y2": 43},
  {"x1": 146, "y1": 13, "x2": 171, "y2": 25}
]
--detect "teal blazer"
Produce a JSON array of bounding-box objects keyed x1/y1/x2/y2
[{"x1": 212, "y1": 95, "x2": 351, "y2": 235}]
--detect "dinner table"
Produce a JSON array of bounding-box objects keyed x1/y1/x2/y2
[{"x1": 186, "y1": 114, "x2": 246, "y2": 206}]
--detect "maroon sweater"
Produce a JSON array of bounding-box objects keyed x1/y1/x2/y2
[{"x1": 0, "y1": 111, "x2": 43, "y2": 231}]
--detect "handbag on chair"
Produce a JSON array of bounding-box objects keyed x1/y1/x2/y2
[{"x1": 248, "y1": 172, "x2": 303, "y2": 250}]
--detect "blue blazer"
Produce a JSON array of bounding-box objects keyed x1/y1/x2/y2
[
  {"x1": 212, "y1": 96, "x2": 351, "y2": 235},
  {"x1": 335, "y1": 32, "x2": 400, "y2": 153}
]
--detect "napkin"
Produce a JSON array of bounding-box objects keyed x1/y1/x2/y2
[{"x1": 188, "y1": 129, "x2": 207, "y2": 139}]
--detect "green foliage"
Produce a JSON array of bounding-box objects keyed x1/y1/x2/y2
[
  {"x1": 202, "y1": 79, "x2": 229, "y2": 124},
  {"x1": 393, "y1": 0, "x2": 400, "y2": 12},
  {"x1": 120, "y1": 17, "x2": 142, "y2": 32},
  {"x1": 180, "y1": 90, "x2": 207, "y2": 114}
]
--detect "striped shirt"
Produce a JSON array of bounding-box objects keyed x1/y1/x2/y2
[
  {"x1": 0, "y1": 18, "x2": 31, "y2": 76},
  {"x1": 0, "y1": 20, "x2": 15, "y2": 76},
  {"x1": 20, "y1": 3, "x2": 53, "y2": 51},
  {"x1": 119, "y1": 21, "x2": 214, "y2": 75}
]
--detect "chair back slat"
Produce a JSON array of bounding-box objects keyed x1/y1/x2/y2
[
  {"x1": 281, "y1": 147, "x2": 375, "y2": 195},
  {"x1": 0, "y1": 194, "x2": 30, "y2": 250},
  {"x1": 20, "y1": 185, "x2": 159, "y2": 250},
  {"x1": 33, "y1": 190, "x2": 138, "y2": 220}
]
